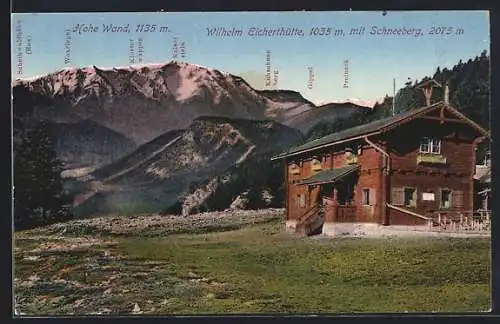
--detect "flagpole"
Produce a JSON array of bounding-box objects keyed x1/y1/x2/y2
[{"x1": 392, "y1": 78, "x2": 396, "y2": 116}]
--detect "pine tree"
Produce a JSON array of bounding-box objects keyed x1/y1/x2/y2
[
  {"x1": 14, "y1": 121, "x2": 72, "y2": 229},
  {"x1": 246, "y1": 186, "x2": 263, "y2": 210},
  {"x1": 303, "y1": 50, "x2": 490, "y2": 161}
]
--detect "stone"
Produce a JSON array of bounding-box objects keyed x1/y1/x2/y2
[{"x1": 132, "y1": 303, "x2": 142, "y2": 314}]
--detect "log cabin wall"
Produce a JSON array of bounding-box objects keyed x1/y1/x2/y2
[
  {"x1": 286, "y1": 155, "x2": 310, "y2": 221},
  {"x1": 285, "y1": 143, "x2": 384, "y2": 224},
  {"x1": 286, "y1": 153, "x2": 325, "y2": 221},
  {"x1": 388, "y1": 209, "x2": 429, "y2": 226},
  {"x1": 352, "y1": 144, "x2": 383, "y2": 223},
  {"x1": 386, "y1": 117, "x2": 477, "y2": 225},
  {"x1": 284, "y1": 103, "x2": 487, "y2": 227},
  {"x1": 313, "y1": 142, "x2": 383, "y2": 223}
]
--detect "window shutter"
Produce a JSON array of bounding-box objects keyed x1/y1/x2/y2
[
  {"x1": 369, "y1": 188, "x2": 377, "y2": 206},
  {"x1": 391, "y1": 187, "x2": 404, "y2": 206},
  {"x1": 452, "y1": 190, "x2": 464, "y2": 208}
]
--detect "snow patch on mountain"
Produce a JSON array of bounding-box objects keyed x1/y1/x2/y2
[
  {"x1": 13, "y1": 60, "x2": 384, "y2": 148},
  {"x1": 317, "y1": 98, "x2": 385, "y2": 109}
]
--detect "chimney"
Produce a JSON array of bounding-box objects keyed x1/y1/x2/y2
[
  {"x1": 444, "y1": 82, "x2": 449, "y2": 104},
  {"x1": 417, "y1": 79, "x2": 442, "y2": 107},
  {"x1": 423, "y1": 86, "x2": 432, "y2": 106}
]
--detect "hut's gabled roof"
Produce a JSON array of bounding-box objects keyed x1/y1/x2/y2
[{"x1": 272, "y1": 101, "x2": 490, "y2": 160}]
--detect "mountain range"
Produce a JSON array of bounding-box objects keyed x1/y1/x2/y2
[
  {"x1": 69, "y1": 117, "x2": 303, "y2": 216},
  {"x1": 13, "y1": 61, "x2": 370, "y2": 216}
]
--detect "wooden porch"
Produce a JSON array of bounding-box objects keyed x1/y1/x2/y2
[
  {"x1": 323, "y1": 197, "x2": 357, "y2": 223},
  {"x1": 293, "y1": 165, "x2": 360, "y2": 236},
  {"x1": 294, "y1": 204, "x2": 358, "y2": 236}
]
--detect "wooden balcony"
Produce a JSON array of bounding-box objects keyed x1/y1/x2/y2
[
  {"x1": 345, "y1": 156, "x2": 358, "y2": 165},
  {"x1": 416, "y1": 153, "x2": 447, "y2": 165},
  {"x1": 311, "y1": 164, "x2": 322, "y2": 172}
]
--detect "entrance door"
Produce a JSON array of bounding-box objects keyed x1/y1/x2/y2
[
  {"x1": 309, "y1": 185, "x2": 321, "y2": 207},
  {"x1": 337, "y1": 181, "x2": 355, "y2": 206},
  {"x1": 319, "y1": 183, "x2": 335, "y2": 201}
]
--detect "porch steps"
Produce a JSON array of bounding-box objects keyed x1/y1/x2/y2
[{"x1": 295, "y1": 204, "x2": 325, "y2": 236}]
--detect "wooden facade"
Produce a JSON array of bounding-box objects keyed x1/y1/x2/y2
[{"x1": 273, "y1": 102, "x2": 490, "y2": 235}]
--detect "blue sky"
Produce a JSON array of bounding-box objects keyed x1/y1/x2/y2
[{"x1": 11, "y1": 11, "x2": 489, "y2": 104}]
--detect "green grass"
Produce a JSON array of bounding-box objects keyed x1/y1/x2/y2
[
  {"x1": 117, "y1": 222, "x2": 491, "y2": 313},
  {"x1": 14, "y1": 218, "x2": 491, "y2": 314}
]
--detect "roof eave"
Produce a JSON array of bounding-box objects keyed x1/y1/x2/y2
[
  {"x1": 297, "y1": 165, "x2": 359, "y2": 185},
  {"x1": 270, "y1": 153, "x2": 287, "y2": 161},
  {"x1": 272, "y1": 131, "x2": 382, "y2": 160},
  {"x1": 272, "y1": 101, "x2": 491, "y2": 161},
  {"x1": 276, "y1": 104, "x2": 442, "y2": 160},
  {"x1": 443, "y1": 104, "x2": 491, "y2": 139}
]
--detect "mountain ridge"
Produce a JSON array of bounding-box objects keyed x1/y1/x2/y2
[
  {"x1": 71, "y1": 116, "x2": 303, "y2": 216},
  {"x1": 13, "y1": 61, "x2": 370, "y2": 143}
]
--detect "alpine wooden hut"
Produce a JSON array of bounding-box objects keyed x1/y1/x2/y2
[{"x1": 271, "y1": 100, "x2": 490, "y2": 236}]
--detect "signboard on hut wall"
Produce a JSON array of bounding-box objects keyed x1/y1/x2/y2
[{"x1": 422, "y1": 192, "x2": 435, "y2": 201}]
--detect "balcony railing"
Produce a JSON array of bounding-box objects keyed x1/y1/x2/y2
[
  {"x1": 345, "y1": 156, "x2": 358, "y2": 165},
  {"x1": 311, "y1": 164, "x2": 322, "y2": 172},
  {"x1": 416, "y1": 153, "x2": 447, "y2": 165}
]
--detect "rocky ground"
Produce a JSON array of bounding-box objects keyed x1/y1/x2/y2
[{"x1": 13, "y1": 209, "x2": 284, "y2": 316}]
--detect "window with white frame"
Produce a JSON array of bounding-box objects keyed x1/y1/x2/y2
[
  {"x1": 419, "y1": 137, "x2": 441, "y2": 154},
  {"x1": 440, "y1": 189, "x2": 452, "y2": 209},
  {"x1": 403, "y1": 187, "x2": 417, "y2": 207}
]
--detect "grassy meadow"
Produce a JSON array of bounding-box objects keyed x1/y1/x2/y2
[{"x1": 13, "y1": 212, "x2": 491, "y2": 315}]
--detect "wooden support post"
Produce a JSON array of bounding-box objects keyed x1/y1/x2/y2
[
  {"x1": 332, "y1": 204, "x2": 338, "y2": 223},
  {"x1": 332, "y1": 187, "x2": 339, "y2": 222}
]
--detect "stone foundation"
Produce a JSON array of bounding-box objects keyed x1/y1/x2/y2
[
  {"x1": 322, "y1": 222, "x2": 382, "y2": 236},
  {"x1": 321, "y1": 222, "x2": 489, "y2": 238},
  {"x1": 383, "y1": 225, "x2": 431, "y2": 232}
]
